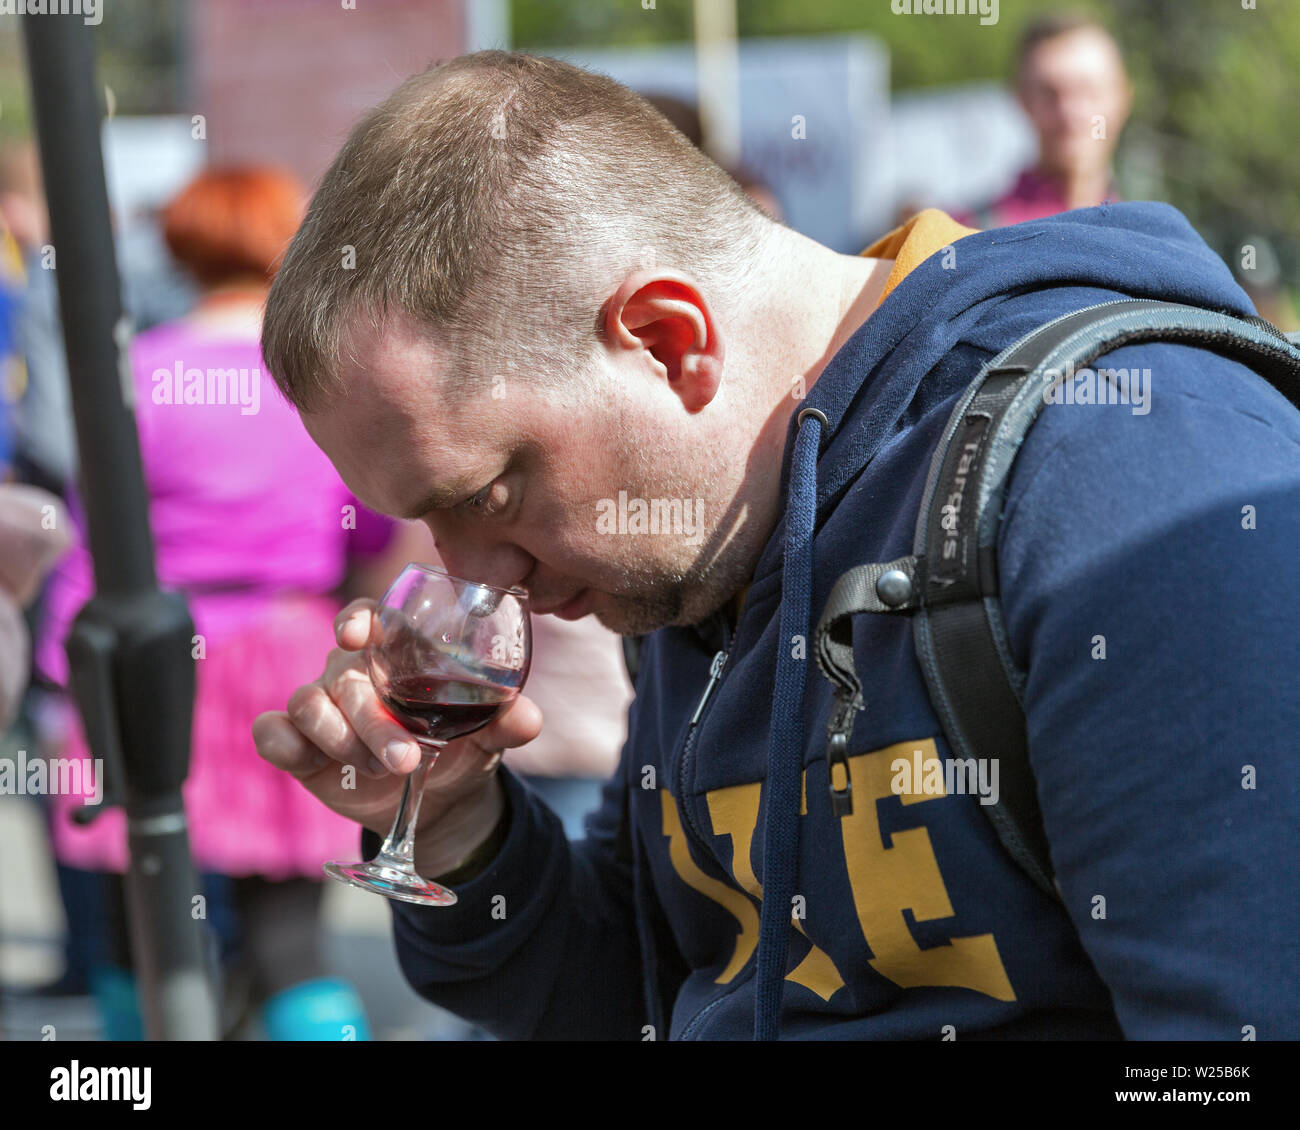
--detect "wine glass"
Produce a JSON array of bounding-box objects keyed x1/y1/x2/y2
[{"x1": 323, "y1": 563, "x2": 531, "y2": 906}]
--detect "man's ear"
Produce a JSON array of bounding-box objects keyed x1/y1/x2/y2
[{"x1": 603, "y1": 270, "x2": 724, "y2": 414}]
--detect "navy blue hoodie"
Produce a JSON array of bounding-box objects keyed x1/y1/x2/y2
[{"x1": 364, "y1": 203, "x2": 1300, "y2": 1040}]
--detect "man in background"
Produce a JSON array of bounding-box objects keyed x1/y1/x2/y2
[{"x1": 964, "y1": 12, "x2": 1132, "y2": 228}]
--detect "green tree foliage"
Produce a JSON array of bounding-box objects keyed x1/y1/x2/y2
[
  {"x1": 512, "y1": 0, "x2": 1104, "y2": 88},
  {"x1": 1104, "y1": 0, "x2": 1299, "y2": 263},
  {"x1": 0, "y1": 27, "x2": 30, "y2": 144}
]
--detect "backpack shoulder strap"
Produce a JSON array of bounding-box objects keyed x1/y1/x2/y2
[{"x1": 815, "y1": 299, "x2": 1300, "y2": 899}]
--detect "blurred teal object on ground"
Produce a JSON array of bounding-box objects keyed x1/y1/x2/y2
[
  {"x1": 260, "y1": 976, "x2": 371, "y2": 1041},
  {"x1": 88, "y1": 963, "x2": 142, "y2": 1041}
]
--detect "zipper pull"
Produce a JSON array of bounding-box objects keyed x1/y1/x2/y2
[
  {"x1": 690, "y1": 650, "x2": 728, "y2": 726},
  {"x1": 826, "y1": 691, "x2": 860, "y2": 817}
]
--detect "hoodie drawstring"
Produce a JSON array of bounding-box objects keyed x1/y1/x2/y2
[{"x1": 754, "y1": 407, "x2": 824, "y2": 1040}]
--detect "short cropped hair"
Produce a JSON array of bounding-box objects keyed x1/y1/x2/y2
[
  {"x1": 162, "y1": 167, "x2": 305, "y2": 287},
  {"x1": 261, "y1": 51, "x2": 773, "y2": 413}
]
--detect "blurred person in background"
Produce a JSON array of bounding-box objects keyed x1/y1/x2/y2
[
  {"x1": 0, "y1": 140, "x2": 199, "y2": 502},
  {"x1": 1, "y1": 140, "x2": 76, "y2": 499},
  {"x1": 33, "y1": 166, "x2": 387, "y2": 1040},
  {"x1": 1, "y1": 139, "x2": 195, "y2": 1004},
  {"x1": 0, "y1": 153, "x2": 26, "y2": 484},
  {"x1": 961, "y1": 12, "x2": 1132, "y2": 228},
  {"x1": 0, "y1": 139, "x2": 110, "y2": 1003},
  {"x1": 0, "y1": 480, "x2": 73, "y2": 1040}
]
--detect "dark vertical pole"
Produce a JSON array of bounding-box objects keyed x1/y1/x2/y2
[{"x1": 21, "y1": 12, "x2": 218, "y2": 1040}]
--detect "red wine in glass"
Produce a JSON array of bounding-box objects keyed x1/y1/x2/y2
[
  {"x1": 322, "y1": 563, "x2": 530, "y2": 907},
  {"x1": 379, "y1": 674, "x2": 519, "y2": 744}
]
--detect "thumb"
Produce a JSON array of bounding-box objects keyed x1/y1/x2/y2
[{"x1": 468, "y1": 693, "x2": 543, "y2": 754}]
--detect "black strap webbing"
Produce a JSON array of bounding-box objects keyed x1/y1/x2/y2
[{"x1": 816, "y1": 299, "x2": 1300, "y2": 899}]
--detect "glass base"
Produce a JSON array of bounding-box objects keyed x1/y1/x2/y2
[{"x1": 323, "y1": 858, "x2": 458, "y2": 907}]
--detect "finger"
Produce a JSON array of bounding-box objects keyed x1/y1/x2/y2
[
  {"x1": 286, "y1": 681, "x2": 391, "y2": 778},
  {"x1": 328, "y1": 664, "x2": 424, "y2": 773},
  {"x1": 334, "y1": 599, "x2": 376, "y2": 651},
  {"x1": 318, "y1": 648, "x2": 421, "y2": 773},
  {"x1": 253, "y1": 710, "x2": 331, "y2": 778}
]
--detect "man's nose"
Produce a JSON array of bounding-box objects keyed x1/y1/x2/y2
[{"x1": 427, "y1": 524, "x2": 533, "y2": 592}]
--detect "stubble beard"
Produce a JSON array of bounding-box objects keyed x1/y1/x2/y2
[
  {"x1": 587, "y1": 453, "x2": 761, "y2": 638},
  {"x1": 590, "y1": 545, "x2": 753, "y2": 637}
]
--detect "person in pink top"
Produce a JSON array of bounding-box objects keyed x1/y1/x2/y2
[
  {"x1": 34, "y1": 167, "x2": 390, "y2": 1039},
  {"x1": 959, "y1": 13, "x2": 1133, "y2": 229}
]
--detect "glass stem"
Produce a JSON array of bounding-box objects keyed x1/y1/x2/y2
[{"x1": 375, "y1": 744, "x2": 442, "y2": 869}]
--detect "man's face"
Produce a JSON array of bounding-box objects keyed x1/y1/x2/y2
[
  {"x1": 1018, "y1": 28, "x2": 1132, "y2": 178},
  {"x1": 301, "y1": 310, "x2": 761, "y2": 636}
]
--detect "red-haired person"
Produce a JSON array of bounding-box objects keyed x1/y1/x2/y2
[{"x1": 35, "y1": 167, "x2": 387, "y2": 1039}]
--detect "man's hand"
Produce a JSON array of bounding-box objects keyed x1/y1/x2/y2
[{"x1": 252, "y1": 598, "x2": 543, "y2": 874}]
